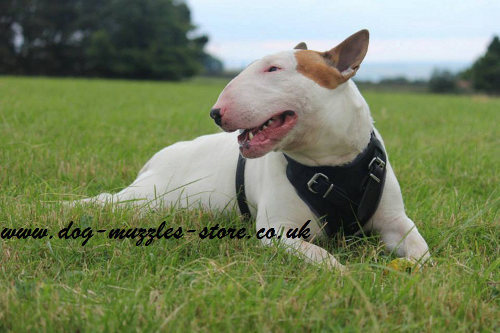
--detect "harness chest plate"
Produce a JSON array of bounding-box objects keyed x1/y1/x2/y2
[{"x1": 236, "y1": 132, "x2": 387, "y2": 237}]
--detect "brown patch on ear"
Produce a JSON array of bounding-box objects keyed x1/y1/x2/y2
[
  {"x1": 325, "y1": 29, "x2": 369, "y2": 77},
  {"x1": 295, "y1": 50, "x2": 346, "y2": 89},
  {"x1": 294, "y1": 42, "x2": 308, "y2": 50},
  {"x1": 295, "y1": 30, "x2": 370, "y2": 88}
]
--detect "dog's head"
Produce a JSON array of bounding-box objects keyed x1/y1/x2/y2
[{"x1": 211, "y1": 30, "x2": 370, "y2": 160}]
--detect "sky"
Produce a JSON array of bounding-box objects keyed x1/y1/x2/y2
[{"x1": 185, "y1": 0, "x2": 500, "y2": 80}]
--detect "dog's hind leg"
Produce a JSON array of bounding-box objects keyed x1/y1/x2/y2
[
  {"x1": 71, "y1": 169, "x2": 207, "y2": 209},
  {"x1": 69, "y1": 133, "x2": 239, "y2": 211},
  {"x1": 70, "y1": 167, "x2": 162, "y2": 207}
]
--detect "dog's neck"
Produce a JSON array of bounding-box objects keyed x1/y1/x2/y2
[{"x1": 283, "y1": 80, "x2": 373, "y2": 167}]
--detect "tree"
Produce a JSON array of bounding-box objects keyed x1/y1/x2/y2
[
  {"x1": 466, "y1": 36, "x2": 500, "y2": 94},
  {"x1": 0, "y1": 0, "x2": 18, "y2": 73},
  {"x1": 83, "y1": 0, "x2": 208, "y2": 79},
  {"x1": 0, "y1": 0, "x2": 87, "y2": 76},
  {"x1": 0, "y1": 0, "x2": 214, "y2": 80},
  {"x1": 428, "y1": 69, "x2": 457, "y2": 93},
  {"x1": 201, "y1": 53, "x2": 224, "y2": 76}
]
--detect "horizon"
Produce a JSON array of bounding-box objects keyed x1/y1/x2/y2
[{"x1": 186, "y1": 0, "x2": 499, "y2": 80}]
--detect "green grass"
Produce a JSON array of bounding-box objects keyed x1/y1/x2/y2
[{"x1": 0, "y1": 76, "x2": 499, "y2": 332}]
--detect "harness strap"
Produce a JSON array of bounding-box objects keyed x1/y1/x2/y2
[
  {"x1": 357, "y1": 147, "x2": 386, "y2": 222},
  {"x1": 235, "y1": 153, "x2": 251, "y2": 218}
]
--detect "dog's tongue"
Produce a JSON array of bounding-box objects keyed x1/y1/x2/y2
[
  {"x1": 237, "y1": 115, "x2": 286, "y2": 145},
  {"x1": 255, "y1": 124, "x2": 275, "y2": 140},
  {"x1": 237, "y1": 111, "x2": 298, "y2": 158}
]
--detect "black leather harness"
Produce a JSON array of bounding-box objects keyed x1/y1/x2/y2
[
  {"x1": 235, "y1": 132, "x2": 387, "y2": 237},
  {"x1": 235, "y1": 154, "x2": 252, "y2": 218}
]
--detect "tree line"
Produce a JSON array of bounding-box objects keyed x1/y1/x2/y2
[
  {"x1": 357, "y1": 36, "x2": 500, "y2": 95},
  {"x1": 0, "y1": 0, "x2": 222, "y2": 79},
  {"x1": 429, "y1": 36, "x2": 500, "y2": 94}
]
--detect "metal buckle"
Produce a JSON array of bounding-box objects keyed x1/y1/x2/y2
[
  {"x1": 307, "y1": 173, "x2": 334, "y2": 198},
  {"x1": 369, "y1": 173, "x2": 381, "y2": 183},
  {"x1": 368, "y1": 156, "x2": 385, "y2": 170}
]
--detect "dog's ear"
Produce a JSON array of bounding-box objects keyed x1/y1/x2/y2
[
  {"x1": 324, "y1": 29, "x2": 369, "y2": 80},
  {"x1": 294, "y1": 42, "x2": 307, "y2": 50}
]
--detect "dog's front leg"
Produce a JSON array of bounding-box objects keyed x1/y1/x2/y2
[
  {"x1": 376, "y1": 215, "x2": 430, "y2": 262},
  {"x1": 249, "y1": 158, "x2": 345, "y2": 271},
  {"x1": 256, "y1": 218, "x2": 345, "y2": 271},
  {"x1": 370, "y1": 162, "x2": 431, "y2": 263},
  {"x1": 278, "y1": 235, "x2": 345, "y2": 271}
]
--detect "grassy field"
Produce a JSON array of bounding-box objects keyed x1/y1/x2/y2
[{"x1": 0, "y1": 76, "x2": 498, "y2": 332}]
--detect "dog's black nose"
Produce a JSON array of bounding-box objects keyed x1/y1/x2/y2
[{"x1": 210, "y1": 108, "x2": 222, "y2": 126}]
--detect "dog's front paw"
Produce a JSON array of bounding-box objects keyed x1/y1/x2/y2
[{"x1": 322, "y1": 257, "x2": 346, "y2": 273}]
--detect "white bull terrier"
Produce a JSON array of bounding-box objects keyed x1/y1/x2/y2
[{"x1": 80, "y1": 30, "x2": 430, "y2": 270}]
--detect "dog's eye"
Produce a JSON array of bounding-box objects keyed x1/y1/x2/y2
[{"x1": 267, "y1": 66, "x2": 280, "y2": 72}]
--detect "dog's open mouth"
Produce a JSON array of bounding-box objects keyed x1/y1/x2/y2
[{"x1": 237, "y1": 110, "x2": 298, "y2": 158}]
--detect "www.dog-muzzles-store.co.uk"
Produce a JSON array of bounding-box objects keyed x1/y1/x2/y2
[{"x1": 1, "y1": 220, "x2": 313, "y2": 246}]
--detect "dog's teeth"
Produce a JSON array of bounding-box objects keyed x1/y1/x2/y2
[
  {"x1": 249, "y1": 132, "x2": 254, "y2": 140},
  {"x1": 262, "y1": 125, "x2": 268, "y2": 130},
  {"x1": 267, "y1": 119, "x2": 273, "y2": 125}
]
